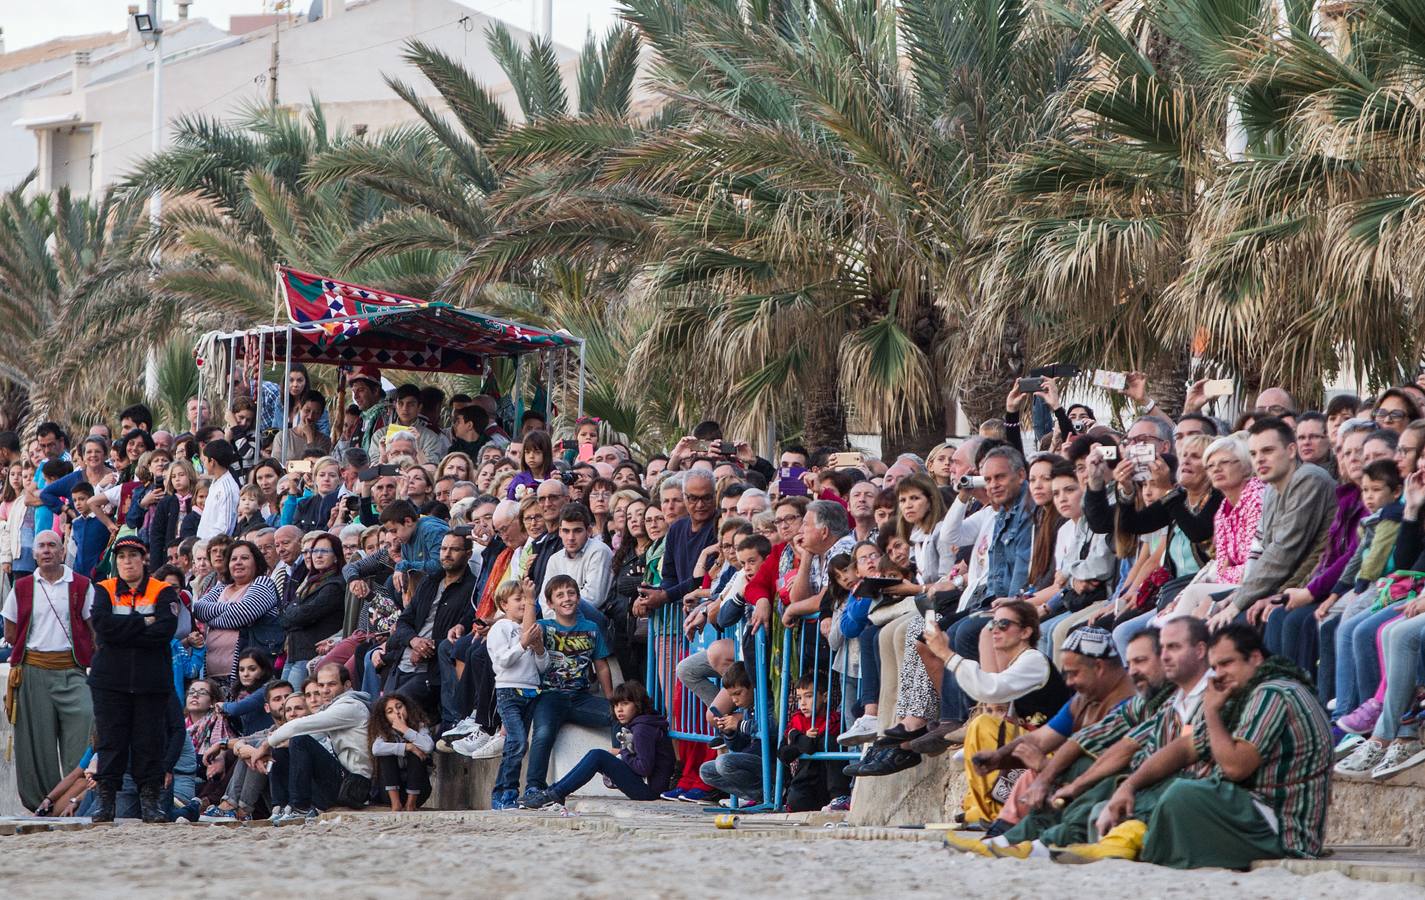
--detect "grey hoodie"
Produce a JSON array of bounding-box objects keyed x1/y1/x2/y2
[{"x1": 267, "y1": 689, "x2": 374, "y2": 778}]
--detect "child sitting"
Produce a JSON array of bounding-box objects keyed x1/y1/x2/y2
[
  {"x1": 777, "y1": 675, "x2": 851, "y2": 811},
  {"x1": 520, "y1": 680, "x2": 676, "y2": 808},
  {"x1": 698, "y1": 661, "x2": 765, "y2": 805},
  {"x1": 486, "y1": 580, "x2": 550, "y2": 810},
  {"x1": 368, "y1": 694, "x2": 434, "y2": 811},
  {"x1": 520, "y1": 575, "x2": 615, "y2": 808}
]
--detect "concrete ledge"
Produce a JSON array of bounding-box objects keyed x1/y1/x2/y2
[
  {"x1": 429, "y1": 724, "x2": 623, "y2": 810},
  {"x1": 846, "y1": 751, "x2": 968, "y2": 827},
  {"x1": 1326, "y1": 764, "x2": 1425, "y2": 847}
]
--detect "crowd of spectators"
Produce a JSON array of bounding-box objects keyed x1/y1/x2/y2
[{"x1": 4, "y1": 360, "x2": 1414, "y2": 870}]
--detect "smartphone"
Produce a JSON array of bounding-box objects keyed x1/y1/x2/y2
[
  {"x1": 1092, "y1": 370, "x2": 1128, "y2": 391},
  {"x1": 1099, "y1": 445, "x2": 1119, "y2": 462},
  {"x1": 577, "y1": 443, "x2": 595, "y2": 462},
  {"x1": 343, "y1": 495, "x2": 360, "y2": 513},
  {"x1": 1128, "y1": 443, "x2": 1155, "y2": 482},
  {"x1": 923, "y1": 609, "x2": 937, "y2": 629},
  {"x1": 556, "y1": 438, "x2": 577, "y2": 453},
  {"x1": 1203, "y1": 378, "x2": 1233, "y2": 400},
  {"x1": 778, "y1": 465, "x2": 809, "y2": 496},
  {"x1": 288, "y1": 459, "x2": 313, "y2": 475},
  {"x1": 709, "y1": 705, "x2": 722, "y2": 718},
  {"x1": 472, "y1": 617, "x2": 489, "y2": 628},
  {"x1": 1016, "y1": 376, "x2": 1045, "y2": 394},
  {"x1": 693, "y1": 440, "x2": 710, "y2": 454},
  {"x1": 827, "y1": 451, "x2": 864, "y2": 469}
]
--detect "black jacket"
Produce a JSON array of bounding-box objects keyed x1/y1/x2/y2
[
  {"x1": 89, "y1": 577, "x2": 180, "y2": 695},
  {"x1": 280, "y1": 570, "x2": 346, "y2": 661},
  {"x1": 293, "y1": 491, "x2": 341, "y2": 534},
  {"x1": 388, "y1": 568, "x2": 478, "y2": 684},
  {"x1": 147, "y1": 492, "x2": 181, "y2": 562}
]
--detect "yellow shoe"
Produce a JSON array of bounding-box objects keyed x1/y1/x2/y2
[
  {"x1": 988, "y1": 840, "x2": 1035, "y2": 859},
  {"x1": 1051, "y1": 820, "x2": 1147, "y2": 865},
  {"x1": 943, "y1": 830, "x2": 993, "y2": 857}
]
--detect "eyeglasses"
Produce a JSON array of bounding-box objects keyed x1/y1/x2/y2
[
  {"x1": 1373, "y1": 409, "x2": 1410, "y2": 423},
  {"x1": 308, "y1": 548, "x2": 334, "y2": 557},
  {"x1": 522, "y1": 514, "x2": 543, "y2": 524},
  {"x1": 1254, "y1": 405, "x2": 1295, "y2": 418},
  {"x1": 589, "y1": 490, "x2": 612, "y2": 500},
  {"x1": 774, "y1": 515, "x2": 801, "y2": 526},
  {"x1": 187, "y1": 688, "x2": 211, "y2": 697},
  {"x1": 989, "y1": 618, "x2": 1023, "y2": 632},
  {"x1": 685, "y1": 493, "x2": 714, "y2": 505},
  {"x1": 1124, "y1": 435, "x2": 1159, "y2": 446},
  {"x1": 538, "y1": 495, "x2": 563, "y2": 503}
]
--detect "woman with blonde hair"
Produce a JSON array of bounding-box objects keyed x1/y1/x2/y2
[{"x1": 436, "y1": 452, "x2": 476, "y2": 485}]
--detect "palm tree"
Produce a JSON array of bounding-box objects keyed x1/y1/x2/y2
[
  {"x1": 469, "y1": 0, "x2": 1086, "y2": 450},
  {"x1": 0, "y1": 176, "x2": 150, "y2": 427}
]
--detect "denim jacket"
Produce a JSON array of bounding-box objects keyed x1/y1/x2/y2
[{"x1": 985, "y1": 482, "x2": 1034, "y2": 600}]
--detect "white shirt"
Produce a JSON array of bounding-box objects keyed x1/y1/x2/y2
[
  {"x1": 1174, "y1": 671, "x2": 1213, "y2": 726},
  {"x1": 2, "y1": 566, "x2": 95, "y2": 653},
  {"x1": 541, "y1": 538, "x2": 614, "y2": 612},
  {"x1": 197, "y1": 470, "x2": 239, "y2": 540}
]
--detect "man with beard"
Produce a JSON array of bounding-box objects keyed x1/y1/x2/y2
[
  {"x1": 944, "y1": 626, "x2": 1145, "y2": 858},
  {"x1": 1059, "y1": 624, "x2": 1331, "y2": 869}
]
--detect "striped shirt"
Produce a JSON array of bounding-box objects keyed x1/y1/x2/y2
[
  {"x1": 1074, "y1": 690, "x2": 1155, "y2": 758},
  {"x1": 1191, "y1": 678, "x2": 1332, "y2": 858}
]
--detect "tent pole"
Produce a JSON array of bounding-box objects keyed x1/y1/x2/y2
[
  {"x1": 576, "y1": 342, "x2": 586, "y2": 418},
  {"x1": 280, "y1": 327, "x2": 293, "y2": 464},
  {"x1": 254, "y1": 330, "x2": 265, "y2": 467},
  {"x1": 514, "y1": 354, "x2": 523, "y2": 433},
  {"x1": 196, "y1": 347, "x2": 205, "y2": 432},
  {"x1": 546, "y1": 351, "x2": 555, "y2": 425},
  {"x1": 226, "y1": 337, "x2": 236, "y2": 414}
]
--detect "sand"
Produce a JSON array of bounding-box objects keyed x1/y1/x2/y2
[{"x1": 5, "y1": 812, "x2": 1420, "y2": 899}]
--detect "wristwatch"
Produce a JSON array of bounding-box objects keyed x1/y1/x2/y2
[{"x1": 1139, "y1": 398, "x2": 1158, "y2": 414}]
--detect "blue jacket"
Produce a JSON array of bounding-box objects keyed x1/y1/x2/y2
[
  {"x1": 985, "y1": 482, "x2": 1035, "y2": 601},
  {"x1": 397, "y1": 516, "x2": 450, "y2": 576}
]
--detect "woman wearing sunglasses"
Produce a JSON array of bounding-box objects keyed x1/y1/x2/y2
[
  {"x1": 923, "y1": 598, "x2": 1069, "y2": 826},
  {"x1": 279, "y1": 533, "x2": 347, "y2": 684}
]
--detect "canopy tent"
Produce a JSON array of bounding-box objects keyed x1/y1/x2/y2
[{"x1": 195, "y1": 266, "x2": 586, "y2": 463}]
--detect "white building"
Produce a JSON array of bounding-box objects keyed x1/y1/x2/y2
[{"x1": 8, "y1": 0, "x2": 580, "y2": 197}]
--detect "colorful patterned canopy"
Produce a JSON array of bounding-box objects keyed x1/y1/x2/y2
[{"x1": 233, "y1": 267, "x2": 579, "y2": 374}]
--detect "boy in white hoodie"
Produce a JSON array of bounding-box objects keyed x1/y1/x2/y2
[{"x1": 487, "y1": 580, "x2": 550, "y2": 809}]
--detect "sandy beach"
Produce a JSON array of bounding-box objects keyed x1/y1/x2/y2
[{"x1": 6, "y1": 810, "x2": 1420, "y2": 900}]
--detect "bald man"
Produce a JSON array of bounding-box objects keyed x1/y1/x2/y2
[{"x1": 2, "y1": 530, "x2": 96, "y2": 810}]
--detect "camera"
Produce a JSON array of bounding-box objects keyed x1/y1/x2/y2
[
  {"x1": 1015, "y1": 376, "x2": 1045, "y2": 394},
  {"x1": 344, "y1": 495, "x2": 360, "y2": 514},
  {"x1": 956, "y1": 474, "x2": 986, "y2": 491},
  {"x1": 557, "y1": 469, "x2": 580, "y2": 486}
]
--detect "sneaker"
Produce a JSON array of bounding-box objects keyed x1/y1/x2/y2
[
  {"x1": 1334, "y1": 738, "x2": 1387, "y2": 776},
  {"x1": 198, "y1": 805, "x2": 238, "y2": 822},
  {"x1": 469, "y1": 733, "x2": 506, "y2": 760},
  {"x1": 989, "y1": 839, "x2": 1048, "y2": 860},
  {"x1": 1372, "y1": 739, "x2": 1425, "y2": 780},
  {"x1": 855, "y1": 748, "x2": 921, "y2": 777},
  {"x1": 451, "y1": 731, "x2": 497, "y2": 758},
  {"x1": 490, "y1": 789, "x2": 520, "y2": 811},
  {"x1": 519, "y1": 788, "x2": 563, "y2": 809},
  {"x1": 676, "y1": 788, "x2": 714, "y2": 803},
  {"x1": 272, "y1": 806, "x2": 315, "y2": 826},
  {"x1": 1333, "y1": 732, "x2": 1366, "y2": 761},
  {"x1": 822, "y1": 795, "x2": 851, "y2": 812},
  {"x1": 1339, "y1": 698, "x2": 1383, "y2": 735},
  {"x1": 659, "y1": 788, "x2": 686, "y2": 801},
  {"x1": 442, "y1": 715, "x2": 486, "y2": 741},
  {"x1": 837, "y1": 714, "x2": 881, "y2": 746},
  {"x1": 904, "y1": 720, "x2": 966, "y2": 757},
  {"x1": 843, "y1": 746, "x2": 888, "y2": 778}
]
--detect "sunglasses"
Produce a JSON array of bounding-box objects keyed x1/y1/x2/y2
[{"x1": 989, "y1": 618, "x2": 1023, "y2": 632}]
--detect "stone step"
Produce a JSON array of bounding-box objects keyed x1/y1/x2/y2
[{"x1": 429, "y1": 723, "x2": 624, "y2": 810}]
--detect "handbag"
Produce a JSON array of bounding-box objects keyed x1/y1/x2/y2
[
  {"x1": 868, "y1": 597, "x2": 916, "y2": 626},
  {"x1": 337, "y1": 772, "x2": 372, "y2": 808}
]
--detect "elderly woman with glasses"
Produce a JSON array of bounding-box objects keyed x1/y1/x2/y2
[{"x1": 279, "y1": 533, "x2": 348, "y2": 684}]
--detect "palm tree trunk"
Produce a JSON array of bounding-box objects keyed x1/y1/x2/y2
[{"x1": 803, "y1": 368, "x2": 847, "y2": 451}]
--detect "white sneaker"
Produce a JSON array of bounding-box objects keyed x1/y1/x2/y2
[
  {"x1": 469, "y1": 733, "x2": 506, "y2": 760},
  {"x1": 1334, "y1": 739, "x2": 1386, "y2": 776},
  {"x1": 837, "y1": 714, "x2": 880, "y2": 746},
  {"x1": 442, "y1": 715, "x2": 484, "y2": 741},
  {"x1": 451, "y1": 730, "x2": 495, "y2": 758},
  {"x1": 1372, "y1": 739, "x2": 1425, "y2": 780}
]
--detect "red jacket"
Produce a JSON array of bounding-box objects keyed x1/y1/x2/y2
[{"x1": 10, "y1": 572, "x2": 94, "y2": 667}]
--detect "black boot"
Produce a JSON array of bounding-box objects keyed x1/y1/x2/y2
[
  {"x1": 92, "y1": 785, "x2": 117, "y2": 823},
  {"x1": 139, "y1": 784, "x2": 166, "y2": 824}
]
